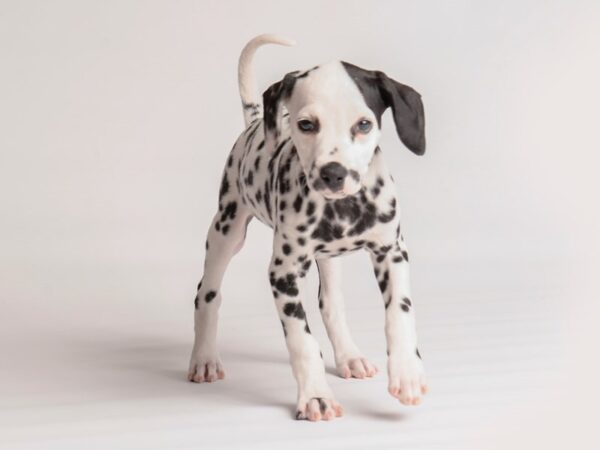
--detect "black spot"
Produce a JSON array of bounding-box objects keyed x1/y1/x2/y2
[
  {"x1": 306, "y1": 201, "x2": 316, "y2": 216},
  {"x1": 346, "y1": 192, "x2": 378, "y2": 236},
  {"x1": 282, "y1": 243, "x2": 292, "y2": 255},
  {"x1": 416, "y1": 348, "x2": 422, "y2": 359},
  {"x1": 227, "y1": 154, "x2": 234, "y2": 167},
  {"x1": 400, "y1": 303, "x2": 410, "y2": 312},
  {"x1": 283, "y1": 301, "x2": 306, "y2": 319},
  {"x1": 349, "y1": 169, "x2": 360, "y2": 182},
  {"x1": 379, "y1": 244, "x2": 392, "y2": 253},
  {"x1": 403, "y1": 297, "x2": 412, "y2": 306},
  {"x1": 314, "y1": 244, "x2": 325, "y2": 252},
  {"x1": 219, "y1": 174, "x2": 229, "y2": 199},
  {"x1": 378, "y1": 208, "x2": 396, "y2": 223},
  {"x1": 194, "y1": 295, "x2": 199, "y2": 309},
  {"x1": 304, "y1": 322, "x2": 311, "y2": 333},
  {"x1": 378, "y1": 270, "x2": 389, "y2": 293},
  {"x1": 254, "y1": 156, "x2": 261, "y2": 171},
  {"x1": 297, "y1": 224, "x2": 307, "y2": 233},
  {"x1": 205, "y1": 290, "x2": 217, "y2": 303},
  {"x1": 221, "y1": 224, "x2": 230, "y2": 235},
  {"x1": 274, "y1": 258, "x2": 283, "y2": 265},
  {"x1": 392, "y1": 255, "x2": 404, "y2": 263},
  {"x1": 246, "y1": 170, "x2": 254, "y2": 186},
  {"x1": 384, "y1": 295, "x2": 392, "y2": 309},
  {"x1": 301, "y1": 259, "x2": 312, "y2": 273},
  {"x1": 264, "y1": 182, "x2": 272, "y2": 220},
  {"x1": 279, "y1": 200, "x2": 287, "y2": 211},
  {"x1": 221, "y1": 201, "x2": 238, "y2": 221},
  {"x1": 293, "y1": 194, "x2": 303, "y2": 213},
  {"x1": 402, "y1": 250, "x2": 409, "y2": 262},
  {"x1": 281, "y1": 320, "x2": 287, "y2": 337},
  {"x1": 297, "y1": 237, "x2": 306, "y2": 246},
  {"x1": 311, "y1": 220, "x2": 344, "y2": 242},
  {"x1": 275, "y1": 273, "x2": 299, "y2": 296}
]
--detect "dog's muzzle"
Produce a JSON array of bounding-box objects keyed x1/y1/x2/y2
[{"x1": 319, "y1": 162, "x2": 347, "y2": 192}]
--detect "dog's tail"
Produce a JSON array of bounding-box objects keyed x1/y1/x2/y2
[{"x1": 238, "y1": 34, "x2": 295, "y2": 126}]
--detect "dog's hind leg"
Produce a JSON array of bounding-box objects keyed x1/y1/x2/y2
[
  {"x1": 316, "y1": 257, "x2": 378, "y2": 379},
  {"x1": 188, "y1": 200, "x2": 252, "y2": 383}
]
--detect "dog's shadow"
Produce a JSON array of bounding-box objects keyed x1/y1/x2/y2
[
  {"x1": 68, "y1": 334, "x2": 292, "y2": 412},
  {"x1": 70, "y1": 333, "x2": 407, "y2": 421}
]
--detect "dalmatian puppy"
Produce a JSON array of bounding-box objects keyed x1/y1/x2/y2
[{"x1": 188, "y1": 34, "x2": 428, "y2": 421}]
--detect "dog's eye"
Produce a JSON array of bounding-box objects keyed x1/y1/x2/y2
[
  {"x1": 297, "y1": 119, "x2": 318, "y2": 133},
  {"x1": 355, "y1": 119, "x2": 373, "y2": 134}
]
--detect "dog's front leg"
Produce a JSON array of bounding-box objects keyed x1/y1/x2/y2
[
  {"x1": 269, "y1": 239, "x2": 343, "y2": 421},
  {"x1": 370, "y1": 240, "x2": 428, "y2": 405}
]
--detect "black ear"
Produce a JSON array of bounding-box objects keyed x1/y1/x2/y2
[
  {"x1": 342, "y1": 62, "x2": 426, "y2": 155},
  {"x1": 262, "y1": 71, "x2": 298, "y2": 149}
]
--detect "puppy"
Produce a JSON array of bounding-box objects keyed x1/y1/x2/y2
[{"x1": 188, "y1": 34, "x2": 428, "y2": 421}]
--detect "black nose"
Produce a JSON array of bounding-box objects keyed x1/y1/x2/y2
[{"x1": 319, "y1": 162, "x2": 348, "y2": 191}]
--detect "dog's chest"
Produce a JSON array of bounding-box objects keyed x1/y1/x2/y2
[
  {"x1": 281, "y1": 183, "x2": 399, "y2": 257},
  {"x1": 272, "y1": 152, "x2": 399, "y2": 256},
  {"x1": 233, "y1": 123, "x2": 400, "y2": 254}
]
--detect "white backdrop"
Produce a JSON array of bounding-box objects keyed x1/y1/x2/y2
[{"x1": 1, "y1": 1, "x2": 599, "y2": 449}]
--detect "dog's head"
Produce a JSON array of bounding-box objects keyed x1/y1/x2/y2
[{"x1": 263, "y1": 61, "x2": 425, "y2": 199}]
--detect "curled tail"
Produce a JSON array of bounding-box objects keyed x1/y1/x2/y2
[{"x1": 238, "y1": 34, "x2": 295, "y2": 126}]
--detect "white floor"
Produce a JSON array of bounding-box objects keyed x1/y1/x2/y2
[{"x1": 0, "y1": 252, "x2": 570, "y2": 450}]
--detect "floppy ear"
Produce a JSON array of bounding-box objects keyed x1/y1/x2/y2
[
  {"x1": 262, "y1": 71, "x2": 298, "y2": 150},
  {"x1": 377, "y1": 73, "x2": 426, "y2": 155},
  {"x1": 342, "y1": 62, "x2": 426, "y2": 155}
]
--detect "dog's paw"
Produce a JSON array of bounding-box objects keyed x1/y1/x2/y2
[
  {"x1": 187, "y1": 353, "x2": 225, "y2": 383},
  {"x1": 337, "y1": 356, "x2": 378, "y2": 379},
  {"x1": 295, "y1": 397, "x2": 344, "y2": 421},
  {"x1": 387, "y1": 354, "x2": 428, "y2": 405}
]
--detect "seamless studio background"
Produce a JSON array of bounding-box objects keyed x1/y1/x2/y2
[{"x1": 1, "y1": 1, "x2": 599, "y2": 449}]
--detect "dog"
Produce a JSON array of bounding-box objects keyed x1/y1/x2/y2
[{"x1": 188, "y1": 34, "x2": 428, "y2": 421}]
